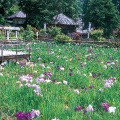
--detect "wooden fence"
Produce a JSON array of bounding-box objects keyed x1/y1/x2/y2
[{"x1": 0, "y1": 43, "x2": 31, "y2": 63}]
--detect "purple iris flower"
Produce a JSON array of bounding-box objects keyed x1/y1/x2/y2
[
  {"x1": 69, "y1": 69, "x2": 72, "y2": 72},
  {"x1": 98, "y1": 73, "x2": 102, "y2": 75},
  {"x1": 100, "y1": 102, "x2": 110, "y2": 112},
  {"x1": 56, "y1": 66, "x2": 61, "y2": 69},
  {"x1": 43, "y1": 72, "x2": 47, "y2": 76},
  {"x1": 92, "y1": 74, "x2": 97, "y2": 78},
  {"x1": 85, "y1": 87, "x2": 88, "y2": 90},
  {"x1": 74, "y1": 106, "x2": 81, "y2": 111},
  {"x1": 48, "y1": 74, "x2": 52, "y2": 77},
  {"x1": 69, "y1": 73, "x2": 73, "y2": 76},
  {"x1": 116, "y1": 66, "x2": 119, "y2": 69},
  {"x1": 89, "y1": 85, "x2": 94, "y2": 88},
  {"x1": 84, "y1": 110, "x2": 87, "y2": 114},
  {"x1": 52, "y1": 79, "x2": 57, "y2": 82}
]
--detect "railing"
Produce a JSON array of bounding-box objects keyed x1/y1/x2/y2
[
  {"x1": 0, "y1": 43, "x2": 31, "y2": 62},
  {"x1": 0, "y1": 37, "x2": 27, "y2": 44}
]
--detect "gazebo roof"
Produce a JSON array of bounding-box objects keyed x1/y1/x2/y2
[
  {"x1": 3, "y1": 27, "x2": 20, "y2": 31},
  {"x1": 7, "y1": 11, "x2": 26, "y2": 19},
  {"x1": 53, "y1": 13, "x2": 79, "y2": 26}
]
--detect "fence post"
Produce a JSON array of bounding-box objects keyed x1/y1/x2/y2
[
  {"x1": 1, "y1": 44, "x2": 4, "y2": 63},
  {"x1": 16, "y1": 45, "x2": 18, "y2": 62},
  {"x1": 29, "y1": 44, "x2": 30, "y2": 61}
]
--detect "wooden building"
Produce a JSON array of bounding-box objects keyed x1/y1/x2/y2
[
  {"x1": 6, "y1": 11, "x2": 26, "y2": 25},
  {"x1": 52, "y1": 13, "x2": 80, "y2": 34}
]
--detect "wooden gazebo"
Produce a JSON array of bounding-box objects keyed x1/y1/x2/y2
[{"x1": 52, "y1": 13, "x2": 80, "y2": 34}]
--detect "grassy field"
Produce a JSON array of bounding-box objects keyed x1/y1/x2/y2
[{"x1": 0, "y1": 41, "x2": 120, "y2": 120}]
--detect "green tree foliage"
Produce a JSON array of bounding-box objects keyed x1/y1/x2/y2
[
  {"x1": 83, "y1": 0, "x2": 120, "y2": 38},
  {"x1": 112, "y1": 0, "x2": 120, "y2": 13},
  {"x1": 47, "y1": 26, "x2": 61, "y2": 38},
  {"x1": 90, "y1": 29, "x2": 105, "y2": 41},
  {"x1": 73, "y1": 0, "x2": 84, "y2": 16},
  {"x1": 23, "y1": 25, "x2": 34, "y2": 41},
  {"x1": 0, "y1": 0, "x2": 19, "y2": 25},
  {"x1": 18, "y1": 0, "x2": 76, "y2": 29}
]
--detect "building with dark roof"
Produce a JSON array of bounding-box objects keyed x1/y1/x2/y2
[
  {"x1": 52, "y1": 13, "x2": 80, "y2": 34},
  {"x1": 6, "y1": 11, "x2": 26, "y2": 25}
]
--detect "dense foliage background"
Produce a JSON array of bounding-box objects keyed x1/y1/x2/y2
[{"x1": 0, "y1": 0, "x2": 120, "y2": 38}]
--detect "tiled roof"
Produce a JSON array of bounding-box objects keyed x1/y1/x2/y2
[
  {"x1": 7, "y1": 11, "x2": 26, "y2": 19},
  {"x1": 53, "y1": 13, "x2": 79, "y2": 25}
]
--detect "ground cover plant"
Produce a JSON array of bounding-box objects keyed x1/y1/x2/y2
[{"x1": 0, "y1": 41, "x2": 120, "y2": 120}]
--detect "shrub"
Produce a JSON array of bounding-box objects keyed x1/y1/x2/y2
[
  {"x1": 47, "y1": 26, "x2": 61, "y2": 38},
  {"x1": 53, "y1": 34, "x2": 72, "y2": 44},
  {"x1": 23, "y1": 25, "x2": 34, "y2": 42},
  {"x1": 40, "y1": 28, "x2": 46, "y2": 35},
  {"x1": 90, "y1": 29, "x2": 105, "y2": 41}
]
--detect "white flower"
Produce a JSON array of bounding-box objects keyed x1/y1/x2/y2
[
  {"x1": 73, "y1": 89, "x2": 79, "y2": 94},
  {"x1": 0, "y1": 73, "x2": 3, "y2": 76},
  {"x1": 60, "y1": 67, "x2": 64, "y2": 71},
  {"x1": 16, "y1": 81, "x2": 21, "y2": 84},
  {"x1": 111, "y1": 62, "x2": 115, "y2": 65},
  {"x1": 46, "y1": 66, "x2": 51, "y2": 69},
  {"x1": 40, "y1": 74, "x2": 44, "y2": 78},
  {"x1": 66, "y1": 60, "x2": 68, "y2": 62},
  {"x1": 101, "y1": 62, "x2": 103, "y2": 64},
  {"x1": 83, "y1": 74, "x2": 86, "y2": 76},
  {"x1": 108, "y1": 106, "x2": 116, "y2": 114},
  {"x1": 107, "y1": 63, "x2": 111, "y2": 66},
  {"x1": 84, "y1": 62, "x2": 87, "y2": 65},
  {"x1": 86, "y1": 104, "x2": 94, "y2": 112},
  {"x1": 103, "y1": 65, "x2": 107, "y2": 69},
  {"x1": 77, "y1": 70, "x2": 80, "y2": 75},
  {"x1": 55, "y1": 82, "x2": 62, "y2": 85},
  {"x1": 33, "y1": 70, "x2": 38, "y2": 73},
  {"x1": 38, "y1": 57, "x2": 41, "y2": 60},
  {"x1": 51, "y1": 117, "x2": 60, "y2": 120},
  {"x1": 50, "y1": 62, "x2": 54, "y2": 64},
  {"x1": 19, "y1": 84, "x2": 23, "y2": 88},
  {"x1": 104, "y1": 82, "x2": 111, "y2": 88},
  {"x1": 44, "y1": 79, "x2": 51, "y2": 83},
  {"x1": 98, "y1": 88, "x2": 103, "y2": 92},
  {"x1": 63, "y1": 80, "x2": 67, "y2": 85},
  {"x1": 39, "y1": 64, "x2": 45, "y2": 69},
  {"x1": 31, "y1": 109, "x2": 40, "y2": 118},
  {"x1": 69, "y1": 59, "x2": 72, "y2": 61},
  {"x1": 89, "y1": 73, "x2": 92, "y2": 76},
  {"x1": 36, "y1": 77, "x2": 44, "y2": 84},
  {"x1": 56, "y1": 55, "x2": 59, "y2": 58}
]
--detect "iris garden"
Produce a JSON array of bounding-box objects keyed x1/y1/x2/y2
[{"x1": 0, "y1": 41, "x2": 120, "y2": 120}]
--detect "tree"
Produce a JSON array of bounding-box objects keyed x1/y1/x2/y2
[
  {"x1": 83, "y1": 0, "x2": 120, "y2": 38},
  {"x1": 112, "y1": 0, "x2": 120, "y2": 13},
  {"x1": 74, "y1": 0, "x2": 84, "y2": 15},
  {"x1": 18, "y1": 0, "x2": 76, "y2": 29},
  {"x1": 0, "y1": 0, "x2": 19, "y2": 25}
]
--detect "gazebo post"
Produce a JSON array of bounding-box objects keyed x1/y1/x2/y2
[
  {"x1": 15, "y1": 31, "x2": 18, "y2": 39},
  {"x1": 7, "y1": 30, "x2": 9, "y2": 41}
]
